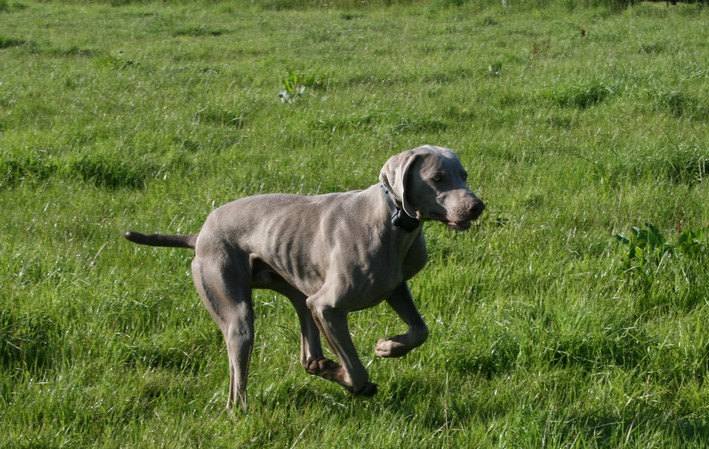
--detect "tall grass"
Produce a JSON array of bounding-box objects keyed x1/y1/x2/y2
[{"x1": 1, "y1": 0, "x2": 708, "y2": 448}]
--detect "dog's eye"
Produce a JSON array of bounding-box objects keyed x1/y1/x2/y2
[{"x1": 432, "y1": 175, "x2": 442, "y2": 183}]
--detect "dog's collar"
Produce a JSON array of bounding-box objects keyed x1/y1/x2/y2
[{"x1": 380, "y1": 184, "x2": 420, "y2": 233}]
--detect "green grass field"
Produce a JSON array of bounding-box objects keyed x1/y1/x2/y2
[{"x1": 1, "y1": 0, "x2": 708, "y2": 447}]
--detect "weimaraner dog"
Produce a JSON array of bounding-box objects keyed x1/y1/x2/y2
[{"x1": 124, "y1": 145, "x2": 485, "y2": 411}]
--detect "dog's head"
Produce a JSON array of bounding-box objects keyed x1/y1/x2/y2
[{"x1": 380, "y1": 145, "x2": 485, "y2": 231}]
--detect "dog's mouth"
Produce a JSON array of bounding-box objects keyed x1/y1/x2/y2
[
  {"x1": 430, "y1": 213, "x2": 472, "y2": 232},
  {"x1": 445, "y1": 220, "x2": 472, "y2": 231}
]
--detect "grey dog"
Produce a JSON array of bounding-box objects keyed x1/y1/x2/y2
[{"x1": 124, "y1": 145, "x2": 485, "y2": 411}]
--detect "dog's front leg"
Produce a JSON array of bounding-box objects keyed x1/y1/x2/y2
[
  {"x1": 306, "y1": 293, "x2": 378, "y2": 396},
  {"x1": 375, "y1": 282, "x2": 429, "y2": 358}
]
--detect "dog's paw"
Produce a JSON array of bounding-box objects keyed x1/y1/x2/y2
[
  {"x1": 305, "y1": 357, "x2": 344, "y2": 380},
  {"x1": 375, "y1": 337, "x2": 409, "y2": 358}
]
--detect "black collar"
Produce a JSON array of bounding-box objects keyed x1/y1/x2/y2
[{"x1": 380, "y1": 185, "x2": 420, "y2": 233}]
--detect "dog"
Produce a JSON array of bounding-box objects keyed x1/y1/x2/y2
[{"x1": 124, "y1": 145, "x2": 485, "y2": 410}]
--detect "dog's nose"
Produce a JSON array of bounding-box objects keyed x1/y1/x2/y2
[{"x1": 469, "y1": 199, "x2": 485, "y2": 220}]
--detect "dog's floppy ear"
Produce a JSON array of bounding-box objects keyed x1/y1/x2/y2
[{"x1": 379, "y1": 150, "x2": 420, "y2": 218}]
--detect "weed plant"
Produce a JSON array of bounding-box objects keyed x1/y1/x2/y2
[{"x1": 1, "y1": 1, "x2": 708, "y2": 448}]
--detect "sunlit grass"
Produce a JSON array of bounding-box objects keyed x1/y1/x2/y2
[{"x1": 1, "y1": 0, "x2": 708, "y2": 447}]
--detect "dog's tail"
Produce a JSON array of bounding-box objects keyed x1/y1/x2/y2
[{"x1": 124, "y1": 231, "x2": 197, "y2": 249}]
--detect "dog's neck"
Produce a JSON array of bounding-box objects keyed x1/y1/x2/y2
[{"x1": 379, "y1": 185, "x2": 420, "y2": 233}]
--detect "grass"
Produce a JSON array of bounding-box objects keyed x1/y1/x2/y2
[{"x1": 1, "y1": 0, "x2": 708, "y2": 447}]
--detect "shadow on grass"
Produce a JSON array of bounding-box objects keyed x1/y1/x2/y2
[
  {"x1": 0, "y1": 309, "x2": 64, "y2": 378},
  {"x1": 566, "y1": 408, "x2": 709, "y2": 446}
]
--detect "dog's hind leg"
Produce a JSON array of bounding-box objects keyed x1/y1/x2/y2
[
  {"x1": 192, "y1": 254, "x2": 254, "y2": 412},
  {"x1": 225, "y1": 301, "x2": 254, "y2": 412},
  {"x1": 267, "y1": 282, "x2": 347, "y2": 384},
  {"x1": 273, "y1": 285, "x2": 325, "y2": 368}
]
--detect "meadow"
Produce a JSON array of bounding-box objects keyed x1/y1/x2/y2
[{"x1": 1, "y1": 0, "x2": 708, "y2": 447}]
